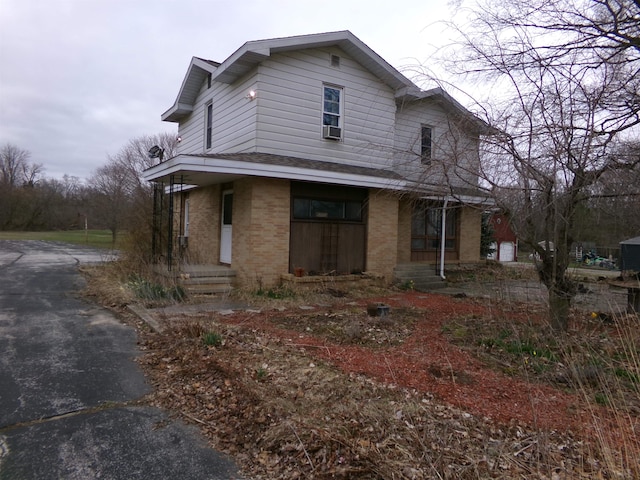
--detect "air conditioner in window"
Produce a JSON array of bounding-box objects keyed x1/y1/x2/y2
[
  {"x1": 322, "y1": 125, "x2": 342, "y2": 140},
  {"x1": 178, "y1": 235, "x2": 188, "y2": 248}
]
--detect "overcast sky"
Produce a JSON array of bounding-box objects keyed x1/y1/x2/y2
[{"x1": 0, "y1": 0, "x2": 461, "y2": 181}]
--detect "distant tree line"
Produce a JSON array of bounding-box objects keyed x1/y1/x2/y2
[{"x1": 0, "y1": 133, "x2": 178, "y2": 256}]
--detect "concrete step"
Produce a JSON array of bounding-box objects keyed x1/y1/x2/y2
[
  {"x1": 184, "y1": 284, "x2": 234, "y2": 295},
  {"x1": 179, "y1": 265, "x2": 237, "y2": 278},
  {"x1": 411, "y1": 280, "x2": 448, "y2": 291},
  {"x1": 393, "y1": 264, "x2": 439, "y2": 274},
  {"x1": 180, "y1": 276, "x2": 235, "y2": 286},
  {"x1": 177, "y1": 264, "x2": 236, "y2": 296},
  {"x1": 394, "y1": 263, "x2": 446, "y2": 291}
]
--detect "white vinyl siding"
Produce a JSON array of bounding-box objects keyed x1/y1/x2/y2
[
  {"x1": 253, "y1": 49, "x2": 397, "y2": 169},
  {"x1": 177, "y1": 71, "x2": 259, "y2": 155},
  {"x1": 394, "y1": 100, "x2": 480, "y2": 188},
  {"x1": 173, "y1": 46, "x2": 480, "y2": 186}
]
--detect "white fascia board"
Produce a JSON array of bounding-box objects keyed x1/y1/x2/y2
[
  {"x1": 162, "y1": 183, "x2": 198, "y2": 194},
  {"x1": 162, "y1": 57, "x2": 217, "y2": 121},
  {"x1": 455, "y1": 194, "x2": 495, "y2": 206},
  {"x1": 144, "y1": 157, "x2": 406, "y2": 191},
  {"x1": 210, "y1": 44, "x2": 270, "y2": 84},
  {"x1": 161, "y1": 102, "x2": 194, "y2": 122},
  {"x1": 419, "y1": 193, "x2": 494, "y2": 206}
]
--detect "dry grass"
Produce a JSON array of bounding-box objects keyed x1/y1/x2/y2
[
  {"x1": 140, "y1": 315, "x2": 601, "y2": 479},
  {"x1": 83, "y1": 262, "x2": 639, "y2": 479}
]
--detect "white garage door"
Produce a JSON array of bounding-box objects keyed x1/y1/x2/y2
[{"x1": 499, "y1": 242, "x2": 515, "y2": 262}]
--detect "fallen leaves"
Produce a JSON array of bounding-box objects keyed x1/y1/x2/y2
[{"x1": 130, "y1": 292, "x2": 639, "y2": 479}]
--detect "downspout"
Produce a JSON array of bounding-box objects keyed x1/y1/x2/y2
[{"x1": 439, "y1": 197, "x2": 449, "y2": 280}]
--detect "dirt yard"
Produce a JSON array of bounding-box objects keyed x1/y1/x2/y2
[{"x1": 84, "y1": 265, "x2": 639, "y2": 479}]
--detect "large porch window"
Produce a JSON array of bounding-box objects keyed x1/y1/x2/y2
[
  {"x1": 293, "y1": 198, "x2": 363, "y2": 221},
  {"x1": 411, "y1": 202, "x2": 458, "y2": 261},
  {"x1": 290, "y1": 182, "x2": 367, "y2": 275}
]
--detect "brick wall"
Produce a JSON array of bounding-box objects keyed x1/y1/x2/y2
[
  {"x1": 397, "y1": 197, "x2": 412, "y2": 263},
  {"x1": 232, "y1": 178, "x2": 290, "y2": 288},
  {"x1": 188, "y1": 185, "x2": 221, "y2": 264},
  {"x1": 458, "y1": 206, "x2": 481, "y2": 262},
  {"x1": 366, "y1": 190, "x2": 399, "y2": 280},
  {"x1": 395, "y1": 199, "x2": 482, "y2": 265}
]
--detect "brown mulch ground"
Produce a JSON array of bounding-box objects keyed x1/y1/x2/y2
[
  {"x1": 83, "y1": 267, "x2": 639, "y2": 479},
  {"x1": 220, "y1": 292, "x2": 637, "y2": 438}
]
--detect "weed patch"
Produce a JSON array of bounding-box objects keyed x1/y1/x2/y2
[
  {"x1": 202, "y1": 331, "x2": 223, "y2": 347},
  {"x1": 127, "y1": 275, "x2": 186, "y2": 303},
  {"x1": 443, "y1": 311, "x2": 640, "y2": 414}
]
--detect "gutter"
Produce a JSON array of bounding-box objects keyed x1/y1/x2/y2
[{"x1": 440, "y1": 197, "x2": 450, "y2": 280}]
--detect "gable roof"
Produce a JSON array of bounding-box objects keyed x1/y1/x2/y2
[
  {"x1": 396, "y1": 86, "x2": 494, "y2": 134},
  {"x1": 161, "y1": 30, "x2": 491, "y2": 133},
  {"x1": 162, "y1": 30, "x2": 416, "y2": 122}
]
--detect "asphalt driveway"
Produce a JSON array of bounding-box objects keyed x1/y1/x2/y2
[{"x1": 0, "y1": 240, "x2": 242, "y2": 479}]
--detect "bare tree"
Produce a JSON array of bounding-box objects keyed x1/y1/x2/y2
[
  {"x1": 438, "y1": 0, "x2": 640, "y2": 330},
  {"x1": 88, "y1": 162, "x2": 130, "y2": 244},
  {"x1": 0, "y1": 143, "x2": 43, "y2": 188},
  {"x1": 0, "y1": 144, "x2": 46, "y2": 229},
  {"x1": 87, "y1": 133, "x2": 178, "y2": 248}
]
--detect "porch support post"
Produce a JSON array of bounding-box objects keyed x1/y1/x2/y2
[
  {"x1": 439, "y1": 197, "x2": 449, "y2": 280},
  {"x1": 167, "y1": 175, "x2": 174, "y2": 271}
]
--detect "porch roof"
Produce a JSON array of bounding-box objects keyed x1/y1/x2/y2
[{"x1": 143, "y1": 152, "x2": 407, "y2": 190}]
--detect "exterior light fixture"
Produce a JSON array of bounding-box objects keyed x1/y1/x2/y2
[{"x1": 246, "y1": 90, "x2": 257, "y2": 100}]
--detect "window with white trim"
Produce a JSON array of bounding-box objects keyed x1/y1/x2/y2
[
  {"x1": 323, "y1": 85, "x2": 342, "y2": 128},
  {"x1": 183, "y1": 194, "x2": 190, "y2": 237},
  {"x1": 421, "y1": 125, "x2": 432, "y2": 164},
  {"x1": 205, "y1": 102, "x2": 213, "y2": 150}
]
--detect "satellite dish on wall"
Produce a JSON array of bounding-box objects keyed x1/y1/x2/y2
[{"x1": 148, "y1": 145, "x2": 164, "y2": 161}]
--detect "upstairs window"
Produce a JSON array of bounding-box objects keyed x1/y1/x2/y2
[
  {"x1": 323, "y1": 85, "x2": 342, "y2": 127},
  {"x1": 421, "y1": 126, "x2": 432, "y2": 164},
  {"x1": 205, "y1": 102, "x2": 213, "y2": 149}
]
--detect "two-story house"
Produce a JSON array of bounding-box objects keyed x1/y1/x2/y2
[{"x1": 143, "y1": 31, "x2": 490, "y2": 290}]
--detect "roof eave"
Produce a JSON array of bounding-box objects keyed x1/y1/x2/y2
[
  {"x1": 143, "y1": 155, "x2": 407, "y2": 191},
  {"x1": 396, "y1": 87, "x2": 496, "y2": 135},
  {"x1": 210, "y1": 31, "x2": 415, "y2": 91},
  {"x1": 161, "y1": 103, "x2": 194, "y2": 122},
  {"x1": 162, "y1": 57, "x2": 219, "y2": 123}
]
